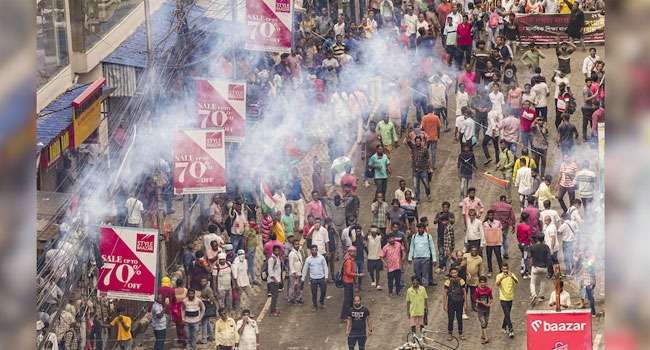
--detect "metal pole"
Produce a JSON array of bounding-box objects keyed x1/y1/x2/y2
[
  {"x1": 144, "y1": 0, "x2": 153, "y2": 58},
  {"x1": 230, "y1": 0, "x2": 239, "y2": 79},
  {"x1": 154, "y1": 169, "x2": 167, "y2": 278}
]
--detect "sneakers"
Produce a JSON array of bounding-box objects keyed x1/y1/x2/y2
[
  {"x1": 484, "y1": 159, "x2": 492, "y2": 166},
  {"x1": 503, "y1": 255, "x2": 509, "y2": 260},
  {"x1": 376, "y1": 285, "x2": 383, "y2": 290},
  {"x1": 487, "y1": 272, "x2": 492, "y2": 277},
  {"x1": 522, "y1": 274, "x2": 530, "y2": 279},
  {"x1": 364, "y1": 181, "x2": 370, "y2": 188},
  {"x1": 462, "y1": 313, "x2": 469, "y2": 320},
  {"x1": 371, "y1": 282, "x2": 377, "y2": 287},
  {"x1": 501, "y1": 328, "x2": 508, "y2": 334},
  {"x1": 509, "y1": 330, "x2": 515, "y2": 338}
]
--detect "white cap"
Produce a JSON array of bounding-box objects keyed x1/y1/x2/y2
[
  {"x1": 217, "y1": 253, "x2": 227, "y2": 260},
  {"x1": 37, "y1": 320, "x2": 44, "y2": 331}
]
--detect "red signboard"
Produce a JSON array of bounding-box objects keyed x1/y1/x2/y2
[
  {"x1": 173, "y1": 129, "x2": 227, "y2": 195},
  {"x1": 515, "y1": 12, "x2": 605, "y2": 43},
  {"x1": 197, "y1": 79, "x2": 246, "y2": 142},
  {"x1": 245, "y1": 0, "x2": 293, "y2": 53},
  {"x1": 527, "y1": 310, "x2": 593, "y2": 350},
  {"x1": 97, "y1": 226, "x2": 158, "y2": 302}
]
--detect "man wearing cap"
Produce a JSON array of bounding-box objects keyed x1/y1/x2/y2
[
  {"x1": 213, "y1": 253, "x2": 233, "y2": 311},
  {"x1": 408, "y1": 223, "x2": 437, "y2": 286},
  {"x1": 341, "y1": 246, "x2": 364, "y2": 321},
  {"x1": 232, "y1": 249, "x2": 253, "y2": 309}
]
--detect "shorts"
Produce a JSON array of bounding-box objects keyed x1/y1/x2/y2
[
  {"x1": 410, "y1": 316, "x2": 424, "y2": 327},
  {"x1": 477, "y1": 308, "x2": 490, "y2": 329},
  {"x1": 367, "y1": 259, "x2": 383, "y2": 272}
]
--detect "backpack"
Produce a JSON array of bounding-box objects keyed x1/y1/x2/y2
[{"x1": 447, "y1": 278, "x2": 465, "y2": 303}]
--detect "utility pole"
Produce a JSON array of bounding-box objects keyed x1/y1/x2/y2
[
  {"x1": 230, "y1": 0, "x2": 239, "y2": 79},
  {"x1": 144, "y1": 0, "x2": 153, "y2": 58},
  {"x1": 153, "y1": 168, "x2": 168, "y2": 279}
]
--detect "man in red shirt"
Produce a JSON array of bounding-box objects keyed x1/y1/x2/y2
[
  {"x1": 421, "y1": 107, "x2": 442, "y2": 170},
  {"x1": 456, "y1": 15, "x2": 473, "y2": 66},
  {"x1": 341, "y1": 246, "x2": 363, "y2": 321},
  {"x1": 437, "y1": 0, "x2": 454, "y2": 41},
  {"x1": 519, "y1": 100, "x2": 537, "y2": 152},
  {"x1": 490, "y1": 195, "x2": 516, "y2": 259},
  {"x1": 516, "y1": 212, "x2": 532, "y2": 278}
]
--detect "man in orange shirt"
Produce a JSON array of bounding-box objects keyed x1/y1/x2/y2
[
  {"x1": 421, "y1": 107, "x2": 442, "y2": 170},
  {"x1": 341, "y1": 246, "x2": 364, "y2": 321}
]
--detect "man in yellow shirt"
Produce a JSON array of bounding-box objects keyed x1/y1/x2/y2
[
  {"x1": 512, "y1": 149, "x2": 537, "y2": 179},
  {"x1": 214, "y1": 308, "x2": 239, "y2": 349},
  {"x1": 559, "y1": 0, "x2": 575, "y2": 14},
  {"x1": 495, "y1": 264, "x2": 519, "y2": 338},
  {"x1": 405, "y1": 276, "x2": 428, "y2": 337},
  {"x1": 110, "y1": 307, "x2": 133, "y2": 349}
]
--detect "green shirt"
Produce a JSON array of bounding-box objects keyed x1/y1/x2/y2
[
  {"x1": 521, "y1": 50, "x2": 544, "y2": 69},
  {"x1": 281, "y1": 214, "x2": 295, "y2": 237},
  {"x1": 369, "y1": 153, "x2": 390, "y2": 179},
  {"x1": 376, "y1": 120, "x2": 399, "y2": 146},
  {"x1": 244, "y1": 228, "x2": 259, "y2": 249},
  {"x1": 406, "y1": 286, "x2": 428, "y2": 317}
]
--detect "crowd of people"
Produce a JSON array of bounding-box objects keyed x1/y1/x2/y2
[{"x1": 39, "y1": 0, "x2": 605, "y2": 349}]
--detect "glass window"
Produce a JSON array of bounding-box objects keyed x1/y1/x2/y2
[
  {"x1": 70, "y1": 0, "x2": 144, "y2": 53},
  {"x1": 37, "y1": 0, "x2": 70, "y2": 87}
]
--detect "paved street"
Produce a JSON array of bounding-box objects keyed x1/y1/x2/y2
[{"x1": 250, "y1": 46, "x2": 605, "y2": 350}]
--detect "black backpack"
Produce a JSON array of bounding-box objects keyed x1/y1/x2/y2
[{"x1": 447, "y1": 278, "x2": 465, "y2": 303}]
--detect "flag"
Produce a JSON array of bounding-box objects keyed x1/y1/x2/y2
[
  {"x1": 482, "y1": 172, "x2": 509, "y2": 188},
  {"x1": 260, "y1": 179, "x2": 277, "y2": 214}
]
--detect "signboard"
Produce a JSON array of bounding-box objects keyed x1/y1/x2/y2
[
  {"x1": 527, "y1": 310, "x2": 593, "y2": 350},
  {"x1": 97, "y1": 226, "x2": 159, "y2": 302},
  {"x1": 41, "y1": 130, "x2": 71, "y2": 169},
  {"x1": 196, "y1": 79, "x2": 246, "y2": 142},
  {"x1": 173, "y1": 129, "x2": 227, "y2": 195},
  {"x1": 245, "y1": 0, "x2": 293, "y2": 53},
  {"x1": 515, "y1": 12, "x2": 605, "y2": 43},
  {"x1": 72, "y1": 78, "x2": 106, "y2": 147}
]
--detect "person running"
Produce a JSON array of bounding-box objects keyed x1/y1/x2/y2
[
  {"x1": 557, "y1": 153, "x2": 579, "y2": 213},
  {"x1": 516, "y1": 212, "x2": 533, "y2": 279},
  {"x1": 406, "y1": 135, "x2": 432, "y2": 201},
  {"x1": 346, "y1": 295, "x2": 372, "y2": 350},
  {"x1": 495, "y1": 264, "x2": 518, "y2": 338},
  {"x1": 444, "y1": 267, "x2": 467, "y2": 341},
  {"x1": 302, "y1": 244, "x2": 328, "y2": 311},
  {"x1": 474, "y1": 276, "x2": 494, "y2": 344},
  {"x1": 381, "y1": 235, "x2": 405, "y2": 296},
  {"x1": 406, "y1": 276, "x2": 429, "y2": 337}
]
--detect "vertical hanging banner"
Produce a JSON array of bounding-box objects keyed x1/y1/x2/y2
[
  {"x1": 173, "y1": 129, "x2": 227, "y2": 195},
  {"x1": 527, "y1": 310, "x2": 593, "y2": 349},
  {"x1": 197, "y1": 79, "x2": 246, "y2": 142},
  {"x1": 97, "y1": 226, "x2": 159, "y2": 302},
  {"x1": 245, "y1": 0, "x2": 293, "y2": 53}
]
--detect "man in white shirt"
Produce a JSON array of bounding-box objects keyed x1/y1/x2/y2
[
  {"x1": 549, "y1": 280, "x2": 571, "y2": 309},
  {"x1": 514, "y1": 157, "x2": 534, "y2": 207},
  {"x1": 582, "y1": 48, "x2": 601, "y2": 78},
  {"x1": 404, "y1": 7, "x2": 418, "y2": 47},
  {"x1": 288, "y1": 240, "x2": 304, "y2": 303},
  {"x1": 203, "y1": 225, "x2": 222, "y2": 255},
  {"x1": 542, "y1": 216, "x2": 559, "y2": 256},
  {"x1": 531, "y1": 80, "x2": 550, "y2": 121},
  {"x1": 446, "y1": 3, "x2": 463, "y2": 28},
  {"x1": 334, "y1": 14, "x2": 346, "y2": 36},
  {"x1": 309, "y1": 218, "x2": 330, "y2": 255},
  {"x1": 429, "y1": 75, "x2": 447, "y2": 115},
  {"x1": 539, "y1": 200, "x2": 561, "y2": 228},
  {"x1": 464, "y1": 208, "x2": 486, "y2": 252},
  {"x1": 552, "y1": 70, "x2": 570, "y2": 100},
  {"x1": 366, "y1": 227, "x2": 383, "y2": 290},
  {"x1": 455, "y1": 83, "x2": 470, "y2": 118},
  {"x1": 575, "y1": 161, "x2": 596, "y2": 212},
  {"x1": 268, "y1": 246, "x2": 283, "y2": 316},
  {"x1": 557, "y1": 215, "x2": 577, "y2": 275},
  {"x1": 542, "y1": 0, "x2": 558, "y2": 13},
  {"x1": 232, "y1": 250, "x2": 253, "y2": 308},
  {"x1": 455, "y1": 107, "x2": 475, "y2": 146},
  {"x1": 125, "y1": 195, "x2": 144, "y2": 227}
]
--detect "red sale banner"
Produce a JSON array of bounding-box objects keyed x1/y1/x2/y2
[
  {"x1": 97, "y1": 226, "x2": 159, "y2": 302},
  {"x1": 173, "y1": 129, "x2": 227, "y2": 195},
  {"x1": 196, "y1": 79, "x2": 246, "y2": 142},
  {"x1": 527, "y1": 310, "x2": 593, "y2": 350},
  {"x1": 245, "y1": 0, "x2": 293, "y2": 53}
]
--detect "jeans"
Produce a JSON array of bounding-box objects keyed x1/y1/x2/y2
[
  {"x1": 200, "y1": 317, "x2": 213, "y2": 342},
  {"x1": 459, "y1": 176, "x2": 471, "y2": 199},
  {"x1": 485, "y1": 245, "x2": 503, "y2": 273},
  {"x1": 230, "y1": 235, "x2": 244, "y2": 256},
  {"x1": 217, "y1": 289, "x2": 232, "y2": 310},
  {"x1": 562, "y1": 241, "x2": 574, "y2": 275},
  {"x1": 500, "y1": 300, "x2": 513, "y2": 331},
  {"x1": 288, "y1": 275, "x2": 303, "y2": 302},
  {"x1": 530, "y1": 266, "x2": 548, "y2": 298},
  {"x1": 557, "y1": 186, "x2": 576, "y2": 213},
  {"x1": 468, "y1": 285, "x2": 477, "y2": 311},
  {"x1": 387, "y1": 270, "x2": 402, "y2": 294},
  {"x1": 427, "y1": 140, "x2": 438, "y2": 169},
  {"x1": 447, "y1": 301, "x2": 464, "y2": 335},
  {"x1": 585, "y1": 285, "x2": 596, "y2": 315},
  {"x1": 348, "y1": 335, "x2": 367, "y2": 350},
  {"x1": 518, "y1": 243, "x2": 530, "y2": 275},
  {"x1": 341, "y1": 282, "x2": 354, "y2": 319},
  {"x1": 310, "y1": 278, "x2": 327, "y2": 307},
  {"x1": 186, "y1": 322, "x2": 200, "y2": 350},
  {"x1": 246, "y1": 248, "x2": 257, "y2": 283},
  {"x1": 433, "y1": 107, "x2": 448, "y2": 130},
  {"x1": 501, "y1": 226, "x2": 510, "y2": 257},
  {"x1": 582, "y1": 107, "x2": 595, "y2": 140},
  {"x1": 482, "y1": 135, "x2": 500, "y2": 161},
  {"x1": 374, "y1": 178, "x2": 387, "y2": 196},
  {"x1": 153, "y1": 329, "x2": 166, "y2": 350},
  {"x1": 520, "y1": 131, "x2": 532, "y2": 152},
  {"x1": 414, "y1": 99, "x2": 427, "y2": 123},
  {"x1": 413, "y1": 170, "x2": 431, "y2": 201},
  {"x1": 458, "y1": 45, "x2": 472, "y2": 66},
  {"x1": 532, "y1": 147, "x2": 547, "y2": 177},
  {"x1": 413, "y1": 257, "x2": 431, "y2": 285},
  {"x1": 269, "y1": 281, "x2": 280, "y2": 312}
]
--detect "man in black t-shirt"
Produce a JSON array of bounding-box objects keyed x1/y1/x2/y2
[
  {"x1": 346, "y1": 295, "x2": 372, "y2": 349},
  {"x1": 528, "y1": 235, "x2": 551, "y2": 305},
  {"x1": 556, "y1": 113, "x2": 579, "y2": 155}
]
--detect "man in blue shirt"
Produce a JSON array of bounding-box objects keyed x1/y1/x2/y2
[
  {"x1": 408, "y1": 223, "x2": 437, "y2": 286},
  {"x1": 286, "y1": 172, "x2": 304, "y2": 230},
  {"x1": 302, "y1": 245, "x2": 329, "y2": 310}
]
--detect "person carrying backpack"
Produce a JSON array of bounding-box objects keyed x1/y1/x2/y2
[{"x1": 444, "y1": 266, "x2": 467, "y2": 341}]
